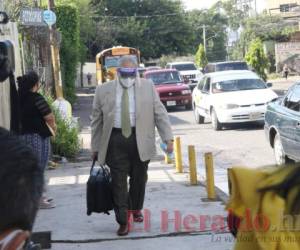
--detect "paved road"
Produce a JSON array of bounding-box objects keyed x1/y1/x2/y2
[
  {"x1": 73, "y1": 83, "x2": 292, "y2": 195},
  {"x1": 168, "y1": 107, "x2": 276, "y2": 195}
]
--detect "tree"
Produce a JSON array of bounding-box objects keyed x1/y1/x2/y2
[
  {"x1": 188, "y1": 8, "x2": 228, "y2": 62},
  {"x1": 195, "y1": 43, "x2": 208, "y2": 69},
  {"x1": 56, "y1": 3, "x2": 80, "y2": 103},
  {"x1": 229, "y1": 13, "x2": 297, "y2": 60},
  {"x1": 245, "y1": 38, "x2": 269, "y2": 81},
  {"x1": 89, "y1": 0, "x2": 193, "y2": 59}
]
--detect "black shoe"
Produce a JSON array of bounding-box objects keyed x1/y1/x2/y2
[{"x1": 117, "y1": 224, "x2": 129, "y2": 236}]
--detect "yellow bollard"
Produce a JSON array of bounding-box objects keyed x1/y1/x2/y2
[
  {"x1": 174, "y1": 137, "x2": 183, "y2": 173},
  {"x1": 188, "y1": 145, "x2": 198, "y2": 185},
  {"x1": 204, "y1": 152, "x2": 216, "y2": 200}
]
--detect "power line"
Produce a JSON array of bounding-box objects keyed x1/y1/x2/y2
[{"x1": 91, "y1": 12, "x2": 182, "y2": 19}]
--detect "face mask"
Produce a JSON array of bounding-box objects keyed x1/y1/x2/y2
[{"x1": 120, "y1": 77, "x2": 136, "y2": 88}]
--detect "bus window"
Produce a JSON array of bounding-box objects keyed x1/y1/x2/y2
[
  {"x1": 96, "y1": 47, "x2": 140, "y2": 84},
  {"x1": 104, "y1": 55, "x2": 138, "y2": 69}
]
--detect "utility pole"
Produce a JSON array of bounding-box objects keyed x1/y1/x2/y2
[
  {"x1": 203, "y1": 24, "x2": 206, "y2": 53},
  {"x1": 48, "y1": 0, "x2": 63, "y2": 98}
]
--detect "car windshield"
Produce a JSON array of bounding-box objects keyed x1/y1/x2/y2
[
  {"x1": 104, "y1": 55, "x2": 138, "y2": 68},
  {"x1": 173, "y1": 64, "x2": 197, "y2": 71},
  {"x1": 212, "y1": 78, "x2": 267, "y2": 93},
  {"x1": 146, "y1": 71, "x2": 182, "y2": 84},
  {"x1": 215, "y1": 62, "x2": 248, "y2": 71}
]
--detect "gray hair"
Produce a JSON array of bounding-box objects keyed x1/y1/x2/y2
[{"x1": 118, "y1": 55, "x2": 138, "y2": 68}]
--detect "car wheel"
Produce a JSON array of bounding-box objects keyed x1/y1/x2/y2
[
  {"x1": 274, "y1": 134, "x2": 287, "y2": 165},
  {"x1": 211, "y1": 108, "x2": 222, "y2": 131},
  {"x1": 185, "y1": 103, "x2": 193, "y2": 110},
  {"x1": 194, "y1": 104, "x2": 205, "y2": 124}
]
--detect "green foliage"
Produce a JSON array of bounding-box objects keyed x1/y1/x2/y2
[
  {"x1": 55, "y1": 4, "x2": 80, "y2": 104},
  {"x1": 195, "y1": 44, "x2": 208, "y2": 69},
  {"x1": 40, "y1": 89, "x2": 80, "y2": 159},
  {"x1": 241, "y1": 14, "x2": 295, "y2": 43},
  {"x1": 89, "y1": 0, "x2": 193, "y2": 59},
  {"x1": 188, "y1": 9, "x2": 228, "y2": 62},
  {"x1": 245, "y1": 38, "x2": 269, "y2": 81},
  {"x1": 51, "y1": 109, "x2": 80, "y2": 159},
  {"x1": 215, "y1": 0, "x2": 247, "y2": 31},
  {"x1": 158, "y1": 54, "x2": 194, "y2": 67},
  {"x1": 229, "y1": 13, "x2": 297, "y2": 60}
]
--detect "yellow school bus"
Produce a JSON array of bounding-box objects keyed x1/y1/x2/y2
[{"x1": 96, "y1": 46, "x2": 141, "y2": 84}]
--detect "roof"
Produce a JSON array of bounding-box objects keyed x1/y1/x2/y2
[
  {"x1": 167, "y1": 61, "x2": 195, "y2": 65},
  {"x1": 96, "y1": 46, "x2": 139, "y2": 57},
  {"x1": 207, "y1": 61, "x2": 247, "y2": 65},
  {"x1": 144, "y1": 69, "x2": 178, "y2": 75},
  {"x1": 206, "y1": 70, "x2": 260, "y2": 83}
]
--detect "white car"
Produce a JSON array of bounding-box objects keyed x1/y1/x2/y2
[
  {"x1": 166, "y1": 62, "x2": 203, "y2": 87},
  {"x1": 192, "y1": 70, "x2": 278, "y2": 130}
]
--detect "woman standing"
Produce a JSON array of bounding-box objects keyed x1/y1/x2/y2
[{"x1": 18, "y1": 71, "x2": 56, "y2": 209}]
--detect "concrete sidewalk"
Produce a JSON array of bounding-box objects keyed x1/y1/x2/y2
[
  {"x1": 34, "y1": 159, "x2": 234, "y2": 250},
  {"x1": 33, "y1": 87, "x2": 234, "y2": 249}
]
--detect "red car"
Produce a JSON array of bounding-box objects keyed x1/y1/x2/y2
[{"x1": 144, "y1": 69, "x2": 192, "y2": 110}]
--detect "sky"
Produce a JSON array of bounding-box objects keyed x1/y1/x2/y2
[{"x1": 182, "y1": 0, "x2": 266, "y2": 12}]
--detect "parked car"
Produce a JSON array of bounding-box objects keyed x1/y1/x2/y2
[
  {"x1": 146, "y1": 66, "x2": 162, "y2": 71},
  {"x1": 265, "y1": 83, "x2": 300, "y2": 165},
  {"x1": 166, "y1": 61, "x2": 203, "y2": 89},
  {"x1": 192, "y1": 70, "x2": 278, "y2": 130},
  {"x1": 144, "y1": 69, "x2": 192, "y2": 110},
  {"x1": 204, "y1": 61, "x2": 249, "y2": 74}
]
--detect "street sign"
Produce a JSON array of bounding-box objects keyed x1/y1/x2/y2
[
  {"x1": 20, "y1": 8, "x2": 46, "y2": 27},
  {"x1": 43, "y1": 10, "x2": 56, "y2": 27}
]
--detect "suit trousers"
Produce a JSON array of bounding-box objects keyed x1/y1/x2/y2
[{"x1": 106, "y1": 128, "x2": 149, "y2": 225}]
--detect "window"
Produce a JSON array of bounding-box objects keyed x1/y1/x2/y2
[
  {"x1": 198, "y1": 77, "x2": 206, "y2": 90},
  {"x1": 215, "y1": 62, "x2": 248, "y2": 72},
  {"x1": 284, "y1": 85, "x2": 300, "y2": 112},
  {"x1": 204, "y1": 64, "x2": 215, "y2": 73},
  {"x1": 145, "y1": 71, "x2": 181, "y2": 85},
  {"x1": 280, "y1": 3, "x2": 297, "y2": 12},
  {"x1": 104, "y1": 55, "x2": 138, "y2": 68},
  {"x1": 212, "y1": 78, "x2": 266, "y2": 93},
  {"x1": 203, "y1": 78, "x2": 211, "y2": 93},
  {"x1": 173, "y1": 63, "x2": 197, "y2": 71}
]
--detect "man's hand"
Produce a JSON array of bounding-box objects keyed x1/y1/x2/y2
[
  {"x1": 92, "y1": 152, "x2": 98, "y2": 161},
  {"x1": 166, "y1": 140, "x2": 174, "y2": 154}
]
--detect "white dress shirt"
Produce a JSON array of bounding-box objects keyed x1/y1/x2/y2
[{"x1": 114, "y1": 82, "x2": 136, "y2": 128}]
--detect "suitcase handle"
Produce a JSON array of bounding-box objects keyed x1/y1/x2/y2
[{"x1": 90, "y1": 160, "x2": 109, "y2": 178}]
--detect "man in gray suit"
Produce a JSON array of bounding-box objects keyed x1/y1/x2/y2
[{"x1": 91, "y1": 56, "x2": 173, "y2": 236}]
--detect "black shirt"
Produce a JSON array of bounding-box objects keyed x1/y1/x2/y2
[{"x1": 20, "y1": 92, "x2": 52, "y2": 138}]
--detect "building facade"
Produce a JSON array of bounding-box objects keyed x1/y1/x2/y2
[{"x1": 267, "y1": 0, "x2": 300, "y2": 15}]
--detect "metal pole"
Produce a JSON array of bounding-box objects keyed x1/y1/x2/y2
[
  {"x1": 48, "y1": 0, "x2": 63, "y2": 98},
  {"x1": 174, "y1": 137, "x2": 183, "y2": 173},
  {"x1": 203, "y1": 25, "x2": 206, "y2": 52},
  {"x1": 204, "y1": 152, "x2": 216, "y2": 200},
  {"x1": 188, "y1": 145, "x2": 198, "y2": 185}
]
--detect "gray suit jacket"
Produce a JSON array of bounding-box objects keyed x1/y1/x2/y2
[{"x1": 91, "y1": 78, "x2": 173, "y2": 165}]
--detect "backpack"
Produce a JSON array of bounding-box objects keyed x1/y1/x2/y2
[{"x1": 86, "y1": 160, "x2": 113, "y2": 215}]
